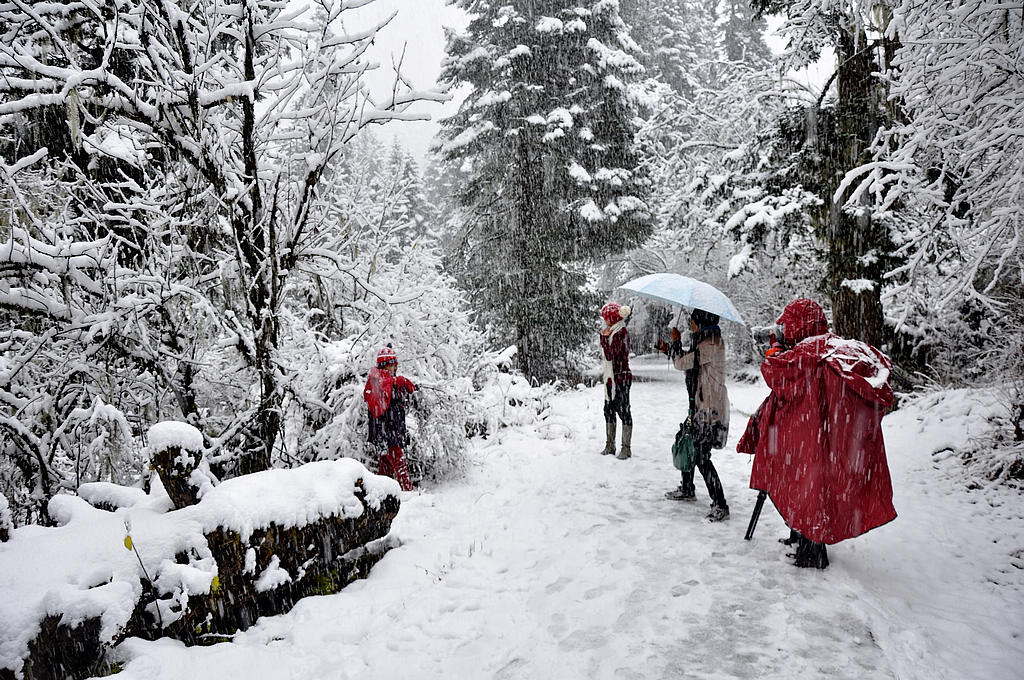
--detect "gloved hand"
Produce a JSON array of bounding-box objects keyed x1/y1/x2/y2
[
  {"x1": 655, "y1": 338, "x2": 668, "y2": 354},
  {"x1": 670, "y1": 327, "x2": 681, "y2": 342}
]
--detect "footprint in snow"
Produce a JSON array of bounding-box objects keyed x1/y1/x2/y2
[{"x1": 545, "y1": 576, "x2": 571, "y2": 594}]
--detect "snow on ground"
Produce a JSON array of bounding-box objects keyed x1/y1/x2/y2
[{"x1": 106, "y1": 356, "x2": 1024, "y2": 680}]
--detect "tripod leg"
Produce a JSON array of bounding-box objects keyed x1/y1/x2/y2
[{"x1": 744, "y1": 490, "x2": 768, "y2": 541}]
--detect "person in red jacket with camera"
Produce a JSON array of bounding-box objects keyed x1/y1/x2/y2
[
  {"x1": 363, "y1": 344, "x2": 417, "y2": 491},
  {"x1": 738, "y1": 298, "x2": 896, "y2": 568}
]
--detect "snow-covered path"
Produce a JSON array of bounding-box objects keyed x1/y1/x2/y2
[{"x1": 110, "y1": 359, "x2": 1024, "y2": 680}]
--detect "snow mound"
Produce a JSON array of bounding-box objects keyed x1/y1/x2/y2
[
  {"x1": 0, "y1": 459, "x2": 399, "y2": 677},
  {"x1": 147, "y1": 421, "x2": 204, "y2": 453},
  {"x1": 188, "y1": 459, "x2": 398, "y2": 541},
  {"x1": 78, "y1": 481, "x2": 149, "y2": 510}
]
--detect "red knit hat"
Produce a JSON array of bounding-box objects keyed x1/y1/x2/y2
[
  {"x1": 376, "y1": 344, "x2": 398, "y2": 367},
  {"x1": 601, "y1": 302, "x2": 631, "y2": 324}
]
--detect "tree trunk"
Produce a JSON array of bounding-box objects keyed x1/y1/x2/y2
[
  {"x1": 827, "y1": 22, "x2": 889, "y2": 348},
  {"x1": 237, "y1": 8, "x2": 279, "y2": 474}
]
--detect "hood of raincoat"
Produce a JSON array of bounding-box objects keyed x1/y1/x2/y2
[{"x1": 776, "y1": 298, "x2": 828, "y2": 345}]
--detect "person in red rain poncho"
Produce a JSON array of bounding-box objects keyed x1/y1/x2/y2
[
  {"x1": 363, "y1": 344, "x2": 417, "y2": 491},
  {"x1": 737, "y1": 298, "x2": 897, "y2": 569},
  {"x1": 599, "y1": 302, "x2": 633, "y2": 459}
]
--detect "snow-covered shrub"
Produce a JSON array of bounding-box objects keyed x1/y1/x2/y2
[
  {"x1": 0, "y1": 493, "x2": 10, "y2": 542},
  {"x1": 901, "y1": 387, "x2": 1024, "y2": 488},
  {"x1": 468, "y1": 346, "x2": 559, "y2": 437},
  {"x1": 282, "y1": 136, "x2": 492, "y2": 482}
]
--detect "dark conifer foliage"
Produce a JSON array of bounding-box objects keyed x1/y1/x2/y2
[{"x1": 439, "y1": 0, "x2": 653, "y2": 381}]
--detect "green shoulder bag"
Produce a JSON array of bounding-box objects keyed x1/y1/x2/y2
[{"x1": 671, "y1": 398, "x2": 697, "y2": 473}]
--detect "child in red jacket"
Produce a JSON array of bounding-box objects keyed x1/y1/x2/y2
[{"x1": 363, "y1": 344, "x2": 417, "y2": 490}]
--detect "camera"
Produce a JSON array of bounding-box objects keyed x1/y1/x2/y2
[{"x1": 751, "y1": 324, "x2": 785, "y2": 347}]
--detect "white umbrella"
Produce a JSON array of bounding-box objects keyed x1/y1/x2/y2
[{"x1": 617, "y1": 273, "x2": 746, "y2": 324}]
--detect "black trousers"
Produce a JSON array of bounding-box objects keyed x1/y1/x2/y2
[
  {"x1": 603, "y1": 382, "x2": 632, "y2": 426},
  {"x1": 680, "y1": 438, "x2": 727, "y2": 509}
]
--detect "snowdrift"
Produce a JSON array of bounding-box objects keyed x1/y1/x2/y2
[{"x1": 0, "y1": 422, "x2": 402, "y2": 680}]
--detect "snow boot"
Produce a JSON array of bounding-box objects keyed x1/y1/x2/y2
[
  {"x1": 666, "y1": 474, "x2": 696, "y2": 501},
  {"x1": 616, "y1": 424, "x2": 632, "y2": 459},
  {"x1": 793, "y1": 535, "x2": 829, "y2": 569},
  {"x1": 706, "y1": 504, "x2": 730, "y2": 522},
  {"x1": 665, "y1": 487, "x2": 696, "y2": 501},
  {"x1": 779, "y1": 528, "x2": 800, "y2": 546},
  {"x1": 600, "y1": 420, "x2": 616, "y2": 456}
]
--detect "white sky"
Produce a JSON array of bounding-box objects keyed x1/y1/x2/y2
[
  {"x1": 348, "y1": 4, "x2": 834, "y2": 162},
  {"x1": 348, "y1": 0, "x2": 468, "y2": 162}
]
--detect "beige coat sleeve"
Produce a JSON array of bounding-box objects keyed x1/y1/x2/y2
[{"x1": 672, "y1": 350, "x2": 695, "y2": 371}]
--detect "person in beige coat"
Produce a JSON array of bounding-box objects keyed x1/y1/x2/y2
[{"x1": 657, "y1": 308, "x2": 731, "y2": 521}]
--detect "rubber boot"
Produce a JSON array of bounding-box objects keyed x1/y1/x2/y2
[
  {"x1": 600, "y1": 420, "x2": 616, "y2": 456},
  {"x1": 793, "y1": 535, "x2": 829, "y2": 569},
  {"x1": 616, "y1": 424, "x2": 632, "y2": 459},
  {"x1": 380, "y1": 446, "x2": 414, "y2": 491}
]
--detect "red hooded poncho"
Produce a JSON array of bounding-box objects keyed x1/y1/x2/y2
[
  {"x1": 364, "y1": 368, "x2": 415, "y2": 418},
  {"x1": 737, "y1": 299, "x2": 897, "y2": 544}
]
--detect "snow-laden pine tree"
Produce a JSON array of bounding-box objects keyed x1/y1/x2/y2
[
  {"x1": 620, "y1": 0, "x2": 714, "y2": 97},
  {"x1": 715, "y1": 0, "x2": 772, "y2": 68},
  {"x1": 609, "y1": 0, "x2": 783, "y2": 350},
  {"x1": 439, "y1": 0, "x2": 653, "y2": 382},
  {"x1": 385, "y1": 141, "x2": 441, "y2": 247}
]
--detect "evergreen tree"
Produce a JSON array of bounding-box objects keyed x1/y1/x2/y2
[
  {"x1": 613, "y1": 0, "x2": 783, "y2": 338},
  {"x1": 385, "y1": 141, "x2": 439, "y2": 246},
  {"x1": 620, "y1": 0, "x2": 715, "y2": 97},
  {"x1": 715, "y1": 0, "x2": 772, "y2": 67},
  {"x1": 713, "y1": 1, "x2": 900, "y2": 349},
  {"x1": 439, "y1": 0, "x2": 653, "y2": 381}
]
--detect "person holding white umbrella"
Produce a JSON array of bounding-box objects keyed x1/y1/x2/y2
[
  {"x1": 619, "y1": 273, "x2": 740, "y2": 520},
  {"x1": 658, "y1": 308, "x2": 731, "y2": 521}
]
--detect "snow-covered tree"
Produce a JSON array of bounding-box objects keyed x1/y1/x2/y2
[
  {"x1": 843, "y1": 1, "x2": 1024, "y2": 382},
  {"x1": 715, "y1": 0, "x2": 772, "y2": 67},
  {"x1": 439, "y1": 0, "x2": 653, "y2": 382},
  {"x1": 608, "y1": 0, "x2": 784, "y2": 345},
  {"x1": 700, "y1": 0, "x2": 901, "y2": 348},
  {"x1": 620, "y1": 0, "x2": 715, "y2": 96},
  {"x1": 0, "y1": 0, "x2": 445, "y2": 519}
]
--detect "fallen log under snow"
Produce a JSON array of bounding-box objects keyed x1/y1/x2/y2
[{"x1": 0, "y1": 421, "x2": 402, "y2": 680}]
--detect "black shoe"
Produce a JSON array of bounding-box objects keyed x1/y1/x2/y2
[
  {"x1": 779, "y1": 529, "x2": 800, "y2": 546},
  {"x1": 706, "y1": 505, "x2": 730, "y2": 522},
  {"x1": 793, "y1": 538, "x2": 829, "y2": 569},
  {"x1": 665, "y1": 487, "x2": 696, "y2": 501}
]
